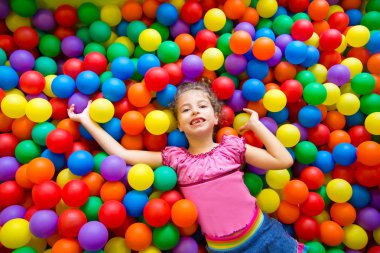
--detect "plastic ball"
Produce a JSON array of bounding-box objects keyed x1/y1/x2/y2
[
  {"x1": 211, "y1": 77, "x2": 235, "y2": 100},
  {"x1": 153, "y1": 166, "x2": 177, "y2": 191},
  {"x1": 327, "y1": 64, "x2": 350, "y2": 87},
  {"x1": 343, "y1": 224, "x2": 368, "y2": 250},
  {"x1": 139, "y1": 28, "x2": 162, "y2": 52},
  {"x1": 24, "y1": 98, "x2": 52, "y2": 123},
  {"x1": 326, "y1": 178, "x2": 352, "y2": 203},
  {"x1": 128, "y1": 164, "x2": 154, "y2": 191},
  {"x1": 98, "y1": 200, "x2": 126, "y2": 229},
  {"x1": 171, "y1": 199, "x2": 198, "y2": 228},
  {"x1": 266, "y1": 169, "x2": 290, "y2": 190},
  {"x1": 143, "y1": 199, "x2": 171, "y2": 227},
  {"x1": 256, "y1": 188, "x2": 280, "y2": 213},
  {"x1": 173, "y1": 236, "x2": 198, "y2": 253},
  {"x1": 319, "y1": 29, "x2": 342, "y2": 51},
  {"x1": 294, "y1": 216, "x2": 320, "y2": 241},
  {"x1": 122, "y1": 190, "x2": 149, "y2": 218},
  {"x1": 202, "y1": 47, "x2": 224, "y2": 71},
  {"x1": 204, "y1": 8, "x2": 226, "y2": 32},
  {"x1": 300, "y1": 192, "x2": 325, "y2": 217},
  {"x1": 100, "y1": 4, "x2": 121, "y2": 26},
  {"x1": 156, "y1": 3, "x2": 178, "y2": 26},
  {"x1": 125, "y1": 222, "x2": 152, "y2": 251},
  {"x1": 0, "y1": 218, "x2": 31, "y2": 249},
  {"x1": 291, "y1": 19, "x2": 313, "y2": 41},
  {"x1": 144, "y1": 67, "x2": 169, "y2": 92},
  {"x1": 252, "y1": 37, "x2": 276, "y2": 61},
  {"x1": 1, "y1": 94, "x2": 27, "y2": 119},
  {"x1": 145, "y1": 110, "x2": 170, "y2": 135},
  {"x1": 346, "y1": 25, "x2": 370, "y2": 48},
  {"x1": 67, "y1": 150, "x2": 94, "y2": 176},
  {"x1": 57, "y1": 209, "x2": 87, "y2": 238},
  {"x1": 297, "y1": 105, "x2": 322, "y2": 128},
  {"x1": 32, "y1": 180, "x2": 61, "y2": 209},
  {"x1": 45, "y1": 128, "x2": 73, "y2": 154},
  {"x1": 256, "y1": 0, "x2": 278, "y2": 18},
  {"x1": 61, "y1": 179, "x2": 89, "y2": 208},
  {"x1": 364, "y1": 112, "x2": 380, "y2": 135},
  {"x1": 9, "y1": 49, "x2": 35, "y2": 73},
  {"x1": 88, "y1": 98, "x2": 114, "y2": 123},
  {"x1": 153, "y1": 223, "x2": 180, "y2": 251},
  {"x1": 276, "y1": 124, "x2": 300, "y2": 147},
  {"x1": 285, "y1": 41, "x2": 307, "y2": 64},
  {"x1": 283, "y1": 180, "x2": 309, "y2": 205},
  {"x1": 29, "y1": 210, "x2": 58, "y2": 239},
  {"x1": 78, "y1": 221, "x2": 108, "y2": 251},
  {"x1": 263, "y1": 89, "x2": 287, "y2": 112}
]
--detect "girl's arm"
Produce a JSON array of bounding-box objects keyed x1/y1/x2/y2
[
  {"x1": 239, "y1": 108, "x2": 294, "y2": 170},
  {"x1": 68, "y1": 102, "x2": 163, "y2": 168}
]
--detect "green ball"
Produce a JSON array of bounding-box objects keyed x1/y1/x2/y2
[
  {"x1": 157, "y1": 41, "x2": 180, "y2": 63},
  {"x1": 217, "y1": 33, "x2": 232, "y2": 56},
  {"x1": 76, "y1": 27, "x2": 92, "y2": 45},
  {"x1": 153, "y1": 166, "x2": 178, "y2": 191},
  {"x1": 294, "y1": 141, "x2": 318, "y2": 164},
  {"x1": 133, "y1": 45, "x2": 148, "y2": 58},
  {"x1": 305, "y1": 241, "x2": 326, "y2": 253},
  {"x1": 150, "y1": 22, "x2": 169, "y2": 42},
  {"x1": 89, "y1": 21, "x2": 111, "y2": 43},
  {"x1": 256, "y1": 18, "x2": 272, "y2": 29},
  {"x1": 127, "y1": 21, "x2": 147, "y2": 43},
  {"x1": 316, "y1": 185, "x2": 331, "y2": 206},
  {"x1": 273, "y1": 15, "x2": 294, "y2": 35},
  {"x1": 107, "y1": 43, "x2": 130, "y2": 62},
  {"x1": 94, "y1": 151, "x2": 108, "y2": 174},
  {"x1": 220, "y1": 73, "x2": 239, "y2": 88},
  {"x1": 243, "y1": 172, "x2": 263, "y2": 196},
  {"x1": 81, "y1": 196, "x2": 103, "y2": 221},
  {"x1": 292, "y1": 12, "x2": 311, "y2": 22},
  {"x1": 15, "y1": 140, "x2": 41, "y2": 164},
  {"x1": 361, "y1": 11, "x2": 380, "y2": 30},
  {"x1": 78, "y1": 2, "x2": 100, "y2": 25},
  {"x1": 39, "y1": 34, "x2": 61, "y2": 58},
  {"x1": 326, "y1": 249, "x2": 344, "y2": 253},
  {"x1": 31, "y1": 122, "x2": 56, "y2": 146},
  {"x1": 217, "y1": 19, "x2": 234, "y2": 34},
  {"x1": 0, "y1": 48, "x2": 7, "y2": 65},
  {"x1": 351, "y1": 72, "x2": 376, "y2": 95},
  {"x1": 84, "y1": 42, "x2": 106, "y2": 56},
  {"x1": 360, "y1": 93, "x2": 380, "y2": 115},
  {"x1": 296, "y1": 70, "x2": 317, "y2": 87},
  {"x1": 12, "y1": 246, "x2": 37, "y2": 253},
  {"x1": 303, "y1": 82, "x2": 327, "y2": 105},
  {"x1": 153, "y1": 223, "x2": 180, "y2": 250},
  {"x1": 366, "y1": 0, "x2": 380, "y2": 12},
  {"x1": 11, "y1": 0, "x2": 37, "y2": 17},
  {"x1": 131, "y1": 58, "x2": 143, "y2": 81},
  {"x1": 100, "y1": 71, "x2": 113, "y2": 84},
  {"x1": 34, "y1": 56, "x2": 57, "y2": 76}
]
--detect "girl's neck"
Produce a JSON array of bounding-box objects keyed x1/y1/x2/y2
[{"x1": 187, "y1": 136, "x2": 218, "y2": 155}]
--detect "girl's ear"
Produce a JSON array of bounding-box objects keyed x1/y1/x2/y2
[{"x1": 214, "y1": 114, "x2": 219, "y2": 125}]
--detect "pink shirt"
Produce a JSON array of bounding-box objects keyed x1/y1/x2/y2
[{"x1": 162, "y1": 135, "x2": 257, "y2": 238}]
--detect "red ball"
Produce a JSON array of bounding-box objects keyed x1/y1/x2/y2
[
  {"x1": 299, "y1": 166, "x2": 324, "y2": 190},
  {"x1": 62, "y1": 58, "x2": 84, "y2": 79},
  {"x1": 13, "y1": 27, "x2": 39, "y2": 50},
  {"x1": 83, "y1": 52, "x2": 108, "y2": 75},
  {"x1": 160, "y1": 190, "x2": 183, "y2": 208},
  {"x1": 143, "y1": 199, "x2": 171, "y2": 227},
  {"x1": 368, "y1": 246, "x2": 380, "y2": 253},
  {"x1": 114, "y1": 98, "x2": 136, "y2": 119},
  {"x1": 58, "y1": 209, "x2": 87, "y2": 237},
  {"x1": 328, "y1": 12, "x2": 349, "y2": 32},
  {"x1": 143, "y1": 132, "x2": 167, "y2": 151},
  {"x1": 294, "y1": 216, "x2": 320, "y2": 241},
  {"x1": 65, "y1": 141, "x2": 91, "y2": 158},
  {"x1": 99, "y1": 200, "x2": 127, "y2": 229},
  {"x1": 0, "y1": 35, "x2": 18, "y2": 55},
  {"x1": 144, "y1": 67, "x2": 170, "y2": 92},
  {"x1": 212, "y1": 76, "x2": 235, "y2": 100},
  {"x1": 242, "y1": 130, "x2": 263, "y2": 148},
  {"x1": 0, "y1": 181, "x2": 25, "y2": 208},
  {"x1": 50, "y1": 98, "x2": 69, "y2": 120},
  {"x1": 280, "y1": 79, "x2": 303, "y2": 103},
  {"x1": 195, "y1": 29, "x2": 217, "y2": 52},
  {"x1": 181, "y1": 1, "x2": 203, "y2": 24},
  {"x1": 288, "y1": 0, "x2": 309, "y2": 13},
  {"x1": 291, "y1": 19, "x2": 314, "y2": 41},
  {"x1": 319, "y1": 50, "x2": 342, "y2": 69},
  {"x1": 54, "y1": 26, "x2": 76, "y2": 40},
  {"x1": 54, "y1": 4, "x2": 78, "y2": 28},
  {"x1": 163, "y1": 63, "x2": 183, "y2": 85},
  {"x1": 62, "y1": 180, "x2": 90, "y2": 207},
  {"x1": 19, "y1": 71, "x2": 45, "y2": 95},
  {"x1": 0, "y1": 133, "x2": 19, "y2": 157},
  {"x1": 300, "y1": 192, "x2": 325, "y2": 216},
  {"x1": 355, "y1": 164, "x2": 380, "y2": 188},
  {"x1": 319, "y1": 29, "x2": 342, "y2": 51},
  {"x1": 218, "y1": 105, "x2": 235, "y2": 128},
  {"x1": 332, "y1": 165, "x2": 356, "y2": 184},
  {"x1": 32, "y1": 180, "x2": 62, "y2": 209},
  {"x1": 348, "y1": 125, "x2": 372, "y2": 147},
  {"x1": 46, "y1": 128, "x2": 74, "y2": 154},
  {"x1": 307, "y1": 124, "x2": 330, "y2": 146}
]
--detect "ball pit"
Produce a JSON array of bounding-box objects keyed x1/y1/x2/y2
[{"x1": 0, "y1": 0, "x2": 379, "y2": 252}]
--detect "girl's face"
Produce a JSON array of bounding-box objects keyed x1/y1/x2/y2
[{"x1": 176, "y1": 90, "x2": 219, "y2": 138}]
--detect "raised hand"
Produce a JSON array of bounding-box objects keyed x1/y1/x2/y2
[
  {"x1": 239, "y1": 108, "x2": 260, "y2": 133},
  {"x1": 67, "y1": 100, "x2": 92, "y2": 123}
]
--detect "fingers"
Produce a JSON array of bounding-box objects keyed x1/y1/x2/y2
[{"x1": 243, "y1": 108, "x2": 254, "y2": 114}]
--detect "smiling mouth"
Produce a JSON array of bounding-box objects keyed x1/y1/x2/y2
[{"x1": 190, "y1": 118, "x2": 205, "y2": 125}]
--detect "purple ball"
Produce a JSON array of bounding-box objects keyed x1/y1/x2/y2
[
  {"x1": 61, "y1": 36, "x2": 84, "y2": 58},
  {"x1": 226, "y1": 90, "x2": 248, "y2": 112},
  {"x1": 235, "y1": 22, "x2": 255, "y2": 39},
  {"x1": 357, "y1": 207, "x2": 380, "y2": 231},
  {"x1": 121, "y1": 164, "x2": 133, "y2": 189},
  {"x1": 293, "y1": 122, "x2": 308, "y2": 141},
  {"x1": 225, "y1": 54, "x2": 247, "y2": 75},
  {"x1": 259, "y1": 117, "x2": 278, "y2": 134},
  {"x1": 26, "y1": 93, "x2": 48, "y2": 101},
  {"x1": 181, "y1": 55, "x2": 204, "y2": 78},
  {"x1": 267, "y1": 46, "x2": 282, "y2": 67},
  {"x1": 275, "y1": 34, "x2": 293, "y2": 54},
  {"x1": 68, "y1": 93, "x2": 90, "y2": 113},
  {"x1": 170, "y1": 19, "x2": 190, "y2": 39},
  {"x1": 292, "y1": 162, "x2": 308, "y2": 177},
  {"x1": 0, "y1": 0, "x2": 10, "y2": 19},
  {"x1": 327, "y1": 64, "x2": 351, "y2": 86},
  {"x1": 29, "y1": 210, "x2": 58, "y2": 238},
  {"x1": 100, "y1": 155, "x2": 127, "y2": 182},
  {"x1": 9, "y1": 50, "x2": 35, "y2": 73},
  {"x1": 345, "y1": 251, "x2": 362, "y2": 253},
  {"x1": 327, "y1": 0, "x2": 339, "y2": 4},
  {"x1": 32, "y1": 9, "x2": 56, "y2": 31},
  {"x1": 78, "y1": 221, "x2": 109, "y2": 251},
  {"x1": 0, "y1": 156, "x2": 20, "y2": 181},
  {"x1": 247, "y1": 164, "x2": 267, "y2": 175},
  {"x1": 0, "y1": 205, "x2": 26, "y2": 226},
  {"x1": 173, "y1": 236, "x2": 199, "y2": 253},
  {"x1": 370, "y1": 189, "x2": 380, "y2": 210}
]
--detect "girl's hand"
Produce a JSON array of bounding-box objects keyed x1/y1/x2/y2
[
  {"x1": 67, "y1": 101, "x2": 92, "y2": 123},
  {"x1": 239, "y1": 108, "x2": 260, "y2": 132}
]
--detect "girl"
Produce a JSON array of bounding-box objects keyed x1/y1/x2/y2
[{"x1": 68, "y1": 81, "x2": 307, "y2": 253}]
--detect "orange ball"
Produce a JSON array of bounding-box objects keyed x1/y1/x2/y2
[
  {"x1": 125, "y1": 222, "x2": 152, "y2": 251},
  {"x1": 330, "y1": 202, "x2": 356, "y2": 226},
  {"x1": 0, "y1": 111, "x2": 13, "y2": 132},
  {"x1": 121, "y1": 134, "x2": 144, "y2": 150},
  {"x1": 142, "y1": 0, "x2": 159, "y2": 19},
  {"x1": 15, "y1": 164, "x2": 34, "y2": 188},
  {"x1": 373, "y1": 74, "x2": 380, "y2": 94},
  {"x1": 239, "y1": 7, "x2": 259, "y2": 26},
  {"x1": 216, "y1": 127, "x2": 238, "y2": 143},
  {"x1": 179, "y1": 222, "x2": 199, "y2": 236},
  {"x1": 51, "y1": 238, "x2": 82, "y2": 253},
  {"x1": 276, "y1": 201, "x2": 300, "y2": 224},
  {"x1": 367, "y1": 54, "x2": 380, "y2": 75},
  {"x1": 12, "y1": 116, "x2": 36, "y2": 140},
  {"x1": 57, "y1": 118, "x2": 80, "y2": 141},
  {"x1": 274, "y1": 62, "x2": 296, "y2": 83},
  {"x1": 308, "y1": 0, "x2": 330, "y2": 21},
  {"x1": 247, "y1": 100, "x2": 267, "y2": 118},
  {"x1": 82, "y1": 172, "x2": 105, "y2": 196},
  {"x1": 100, "y1": 181, "x2": 126, "y2": 202},
  {"x1": 121, "y1": 110, "x2": 145, "y2": 135},
  {"x1": 252, "y1": 37, "x2": 276, "y2": 61},
  {"x1": 27, "y1": 157, "x2": 55, "y2": 184},
  {"x1": 313, "y1": 20, "x2": 330, "y2": 36},
  {"x1": 323, "y1": 111, "x2": 346, "y2": 131},
  {"x1": 341, "y1": 0, "x2": 361, "y2": 10},
  {"x1": 121, "y1": 0, "x2": 143, "y2": 22},
  {"x1": 223, "y1": 0, "x2": 246, "y2": 20},
  {"x1": 283, "y1": 180, "x2": 309, "y2": 205},
  {"x1": 320, "y1": 220, "x2": 344, "y2": 246},
  {"x1": 357, "y1": 141, "x2": 380, "y2": 166},
  {"x1": 137, "y1": 103, "x2": 156, "y2": 117},
  {"x1": 171, "y1": 199, "x2": 198, "y2": 228},
  {"x1": 127, "y1": 82, "x2": 152, "y2": 108},
  {"x1": 328, "y1": 130, "x2": 351, "y2": 150},
  {"x1": 175, "y1": 33, "x2": 196, "y2": 56},
  {"x1": 230, "y1": 30, "x2": 252, "y2": 55}
]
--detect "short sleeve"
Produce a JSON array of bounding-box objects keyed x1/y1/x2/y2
[
  {"x1": 162, "y1": 146, "x2": 186, "y2": 170},
  {"x1": 221, "y1": 135, "x2": 246, "y2": 164}
]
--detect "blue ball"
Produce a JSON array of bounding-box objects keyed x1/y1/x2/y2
[
  {"x1": 345, "y1": 111, "x2": 365, "y2": 127},
  {"x1": 242, "y1": 79, "x2": 265, "y2": 102},
  {"x1": 101, "y1": 77, "x2": 126, "y2": 102},
  {"x1": 312, "y1": 150, "x2": 335, "y2": 173},
  {"x1": 267, "y1": 107, "x2": 289, "y2": 124},
  {"x1": 243, "y1": 46, "x2": 255, "y2": 61},
  {"x1": 272, "y1": 7, "x2": 288, "y2": 19},
  {"x1": 76, "y1": 70, "x2": 100, "y2": 95},
  {"x1": 101, "y1": 117, "x2": 124, "y2": 141},
  {"x1": 190, "y1": 19, "x2": 205, "y2": 37},
  {"x1": 41, "y1": 149, "x2": 66, "y2": 172},
  {"x1": 156, "y1": 84, "x2": 177, "y2": 107},
  {"x1": 285, "y1": 41, "x2": 308, "y2": 64},
  {"x1": 51, "y1": 74, "x2": 76, "y2": 98},
  {"x1": 301, "y1": 46, "x2": 320, "y2": 67},
  {"x1": 110, "y1": 56, "x2": 135, "y2": 80},
  {"x1": 349, "y1": 184, "x2": 370, "y2": 208},
  {"x1": 79, "y1": 124, "x2": 94, "y2": 141},
  {"x1": 168, "y1": 129, "x2": 189, "y2": 148},
  {"x1": 366, "y1": 30, "x2": 380, "y2": 54},
  {"x1": 0, "y1": 66, "x2": 19, "y2": 90},
  {"x1": 68, "y1": 150, "x2": 94, "y2": 176},
  {"x1": 332, "y1": 142, "x2": 357, "y2": 166},
  {"x1": 122, "y1": 190, "x2": 149, "y2": 217},
  {"x1": 246, "y1": 59, "x2": 268, "y2": 80},
  {"x1": 137, "y1": 54, "x2": 160, "y2": 76},
  {"x1": 298, "y1": 105, "x2": 322, "y2": 128},
  {"x1": 254, "y1": 28, "x2": 275, "y2": 41},
  {"x1": 156, "y1": 3, "x2": 178, "y2": 26},
  {"x1": 116, "y1": 20, "x2": 128, "y2": 36},
  {"x1": 346, "y1": 9, "x2": 362, "y2": 26}
]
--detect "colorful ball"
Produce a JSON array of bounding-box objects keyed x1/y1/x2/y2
[
  {"x1": 128, "y1": 164, "x2": 154, "y2": 191},
  {"x1": 139, "y1": 28, "x2": 162, "y2": 52},
  {"x1": 78, "y1": 221, "x2": 108, "y2": 251},
  {"x1": 263, "y1": 89, "x2": 287, "y2": 112},
  {"x1": 145, "y1": 110, "x2": 170, "y2": 135},
  {"x1": 276, "y1": 123, "x2": 301, "y2": 147},
  {"x1": 153, "y1": 166, "x2": 177, "y2": 191},
  {"x1": 0, "y1": 218, "x2": 31, "y2": 249},
  {"x1": 89, "y1": 98, "x2": 115, "y2": 123},
  {"x1": 343, "y1": 224, "x2": 368, "y2": 250},
  {"x1": 256, "y1": 188, "x2": 280, "y2": 213},
  {"x1": 346, "y1": 25, "x2": 370, "y2": 48},
  {"x1": 326, "y1": 178, "x2": 352, "y2": 203},
  {"x1": 204, "y1": 8, "x2": 226, "y2": 32}
]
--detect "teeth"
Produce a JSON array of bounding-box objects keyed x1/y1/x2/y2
[{"x1": 191, "y1": 119, "x2": 204, "y2": 125}]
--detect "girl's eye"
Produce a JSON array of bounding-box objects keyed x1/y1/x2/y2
[
  {"x1": 182, "y1": 108, "x2": 189, "y2": 113},
  {"x1": 200, "y1": 105, "x2": 207, "y2": 108}
]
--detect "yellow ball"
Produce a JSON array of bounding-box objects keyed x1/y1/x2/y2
[
  {"x1": 365, "y1": 112, "x2": 380, "y2": 135},
  {"x1": 202, "y1": 48, "x2": 224, "y2": 71},
  {"x1": 145, "y1": 110, "x2": 170, "y2": 135},
  {"x1": 56, "y1": 168, "x2": 81, "y2": 188},
  {"x1": 314, "y1": 210, "x2": 330, "y2": 224},
  {"x1": 149, "y1": 191, "x2": 162, "y2": 200},
  {"x1": 204, "y1": 8, "x2": 226, "y2": 32},
  {"x1": 336, "y1": 93, "x2": 360, "y2": 116},
  {"x1": 25, "y1": 98, "x2": 52, "y2": 123},
  {"x1": 89, "y1": 98, "x2": 115, "y2": 123},
  {"x1": 256, "y1": 188, "x2": 280, "y2": 213},
  {"x1": 101, "y1": 5, "x2": 122, "y2": 27},
  {"x1": 276, "y1": 124, "x2": 300, "y2": 147},
  {"x1": 128, "y1": 163, "x2": 154, "y2": 191},
  {"x1": 162, "y1": 109, "x2": 177, "y2": 133},
  {"x1": 343, "y1": 224, "x2": 368, "y2": 250},
  {"x1": 346, "y1": 25, "x2": 370, "y2": 48},
  {"x1": 341, "y1": 57, "x2": 363, "y2": 79},
  {"x1": 5, "y1": 12, "x2": 31, "y2": 32},
  {"x1": 105, "y1": 237, "x2": 131, "y2": 253},
  {"x1": 336, "y1": 34, "x2": 347, "y2": 54},
  {"x1": 263, "y1": 89, "x2": 287, "y2": 112},
  {"x1": 169, "y1": 0, "x2": 185, "y2": 12},
  {"x1": 266, "y1": 169, "x2": 290, "y2": 190},
  {"x1": 115, "y1": 36, "x2": 135, "y2": 56},
  {"x1": 323, "y1": 82, "x2": 341, "y2": 105},
  {"x1": 327, "y1": 5, "x2": 344, "y2": 18},
  {"x1": 0, "y1": 218, "x2": 32, "y2": 249},
  {"x1": 26, "y1": 235, "x2": 48, "y2": 253},
  {"x1": 103, "y1": 31, "x2": 118, "y2": 48},
  {"x1": 1, "y1": 94, "x2": 27, "y2": 119},
  {"x1": 233, "y1": 112, "x2": 250, "y2": 134},
  {"x1": 308, "y1": 64, "x2": 327, "y2": 83},
  {"x1": 139, "y1": 246, "x2": 162, "y2": 253},
  {"x1": 43, "y1": 75, "x2": 57, "y2": 98},
  {"x1": 305, "y1": 32, "x2": 319, "y2": 47},
  {"x1": 326, "y1": 178, "x2": 352, "y2": 203},
  {"x1": 139, "y1": 29, "x2": 162, "y2": 52},
  {"x1": 256, "y1": 0, "x2": 278, "y2": 18},
  {"x1": 55, "y1": 200, "x2": 70, "y2": 216},
  {"x1": 374, "y1": 227, "x2": 380, "y2": 245}
]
